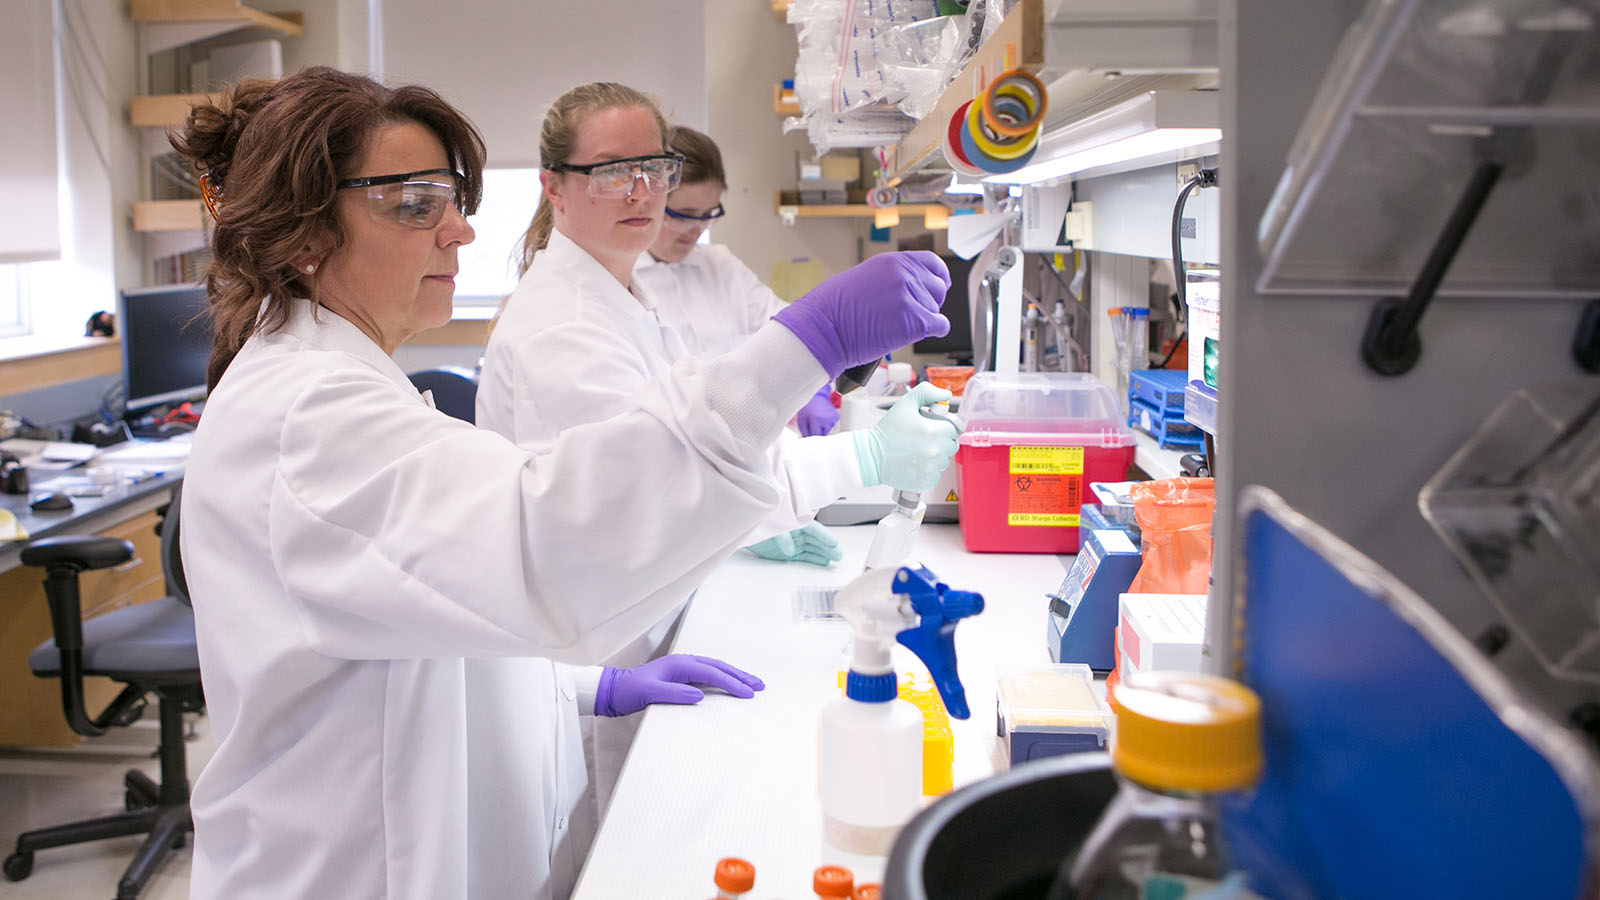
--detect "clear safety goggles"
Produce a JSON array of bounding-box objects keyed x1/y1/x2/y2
[
  {"x1": 662, "y1": 203, "x2": 725, "y2": 232},
  {"x1": 546, "y1": 153, "x2": 684, "y2": 199},
  {"x1": 336, "y1": 168, "x2": 464, "y2": 229}
]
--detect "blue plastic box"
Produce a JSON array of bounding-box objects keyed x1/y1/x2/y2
[
  {"x1": 1128, "y1": 399, "x2": 1205, "y2": 449},
  {"x1": 1129, "y1": 368, "x2": 1188, "y2": 413}
]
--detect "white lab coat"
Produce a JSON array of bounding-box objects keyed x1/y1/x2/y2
[
  {"x1": 181, "y1": 297, "x2": 825, "y2": 900},
  {"x1": 476, "y1": 230, "x2": 865, "y2": 824},
  {"x1": 632, "y1": 243, "x2": 788, "y2": 357},
  {"x1": 478, "y1": 230, "x2": 862, "y2": 538}
]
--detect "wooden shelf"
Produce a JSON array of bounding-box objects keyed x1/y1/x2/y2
[
  {"x1": 773, "y1": 84, "x2": 800, "y2": 117},
  {"x1": 885, "y1": 0, "x2": 1043, "y2": 185},
  {"x1": 774, "y1": 191, "x2": 949, "y2": 229},
  {"x1": 131, "y1": 0, "x2": 303, "y2": 35},
  {"x1": 133, "y1": 200, "x2": 206, "y2": 233},
  {"x1": 131, "y1": 92, "x2": 218, "y2": 127}
]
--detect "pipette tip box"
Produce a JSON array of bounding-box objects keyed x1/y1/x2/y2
[{"x1": 996, "y1": 663, "x2": 1110, "y2": 766}]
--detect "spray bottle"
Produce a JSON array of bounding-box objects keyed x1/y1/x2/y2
[
  {"x1": 820, "y1": 564, "x2": 984, "y2": 856},
  {"x1": 862, "y1": 405, "x2": 963, "y2": 572}
]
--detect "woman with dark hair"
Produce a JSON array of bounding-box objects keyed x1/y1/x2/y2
[{"x1": 170, "y1": 67, "x2": 951, "y2": 899}]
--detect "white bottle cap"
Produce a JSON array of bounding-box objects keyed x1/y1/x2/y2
[{"x1": 887, "y1": 362, "x2": 914, "y2": 385}]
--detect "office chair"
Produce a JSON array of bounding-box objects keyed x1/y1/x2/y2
[
  {"x1": 2, "y1": 486, "x2": 202, "y2": 900},
  {"x1": 408, "y1": 365, "x2": 479, "y2": 424}
]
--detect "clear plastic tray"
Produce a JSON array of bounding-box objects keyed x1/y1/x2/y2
[
  {"x1": 1256, "y1": 0, "x2": 1600, "y2": 298},
  {"x1": 996, "y1": 663, "x2": 1110, "y2": 732},
  {"x1": 1419, "y1": 381, "x2": 1600, "y2": 683}
]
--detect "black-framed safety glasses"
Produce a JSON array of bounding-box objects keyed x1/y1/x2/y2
[
  {"x1": 336, "y1": 168, "x2": 465, "y2": 229},
  {"x1": 545, "y1": 153, "x2": 684, "y2": 199}
]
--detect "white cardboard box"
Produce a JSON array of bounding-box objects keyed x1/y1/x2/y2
[{"x1": 1118, "y1": 593, "x2": 1207, "y2": 676}]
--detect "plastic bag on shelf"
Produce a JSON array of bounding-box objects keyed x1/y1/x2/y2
[{"x1": 880, "y1": 16, "x2": 963, "y2": 120}]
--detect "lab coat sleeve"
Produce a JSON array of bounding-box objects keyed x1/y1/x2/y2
[
  {"x1": 507, "y1": 320, "x2": 656, "y2": 451},
  {"x1": 571, "y1": 665, "x2": 604, "y2": 715},
  {"x1": 268, "y1": 323, "x2": 826, "y2": 665},
  {"x1": 742, "y1": 430, "x2": 864, "y2": 542}
]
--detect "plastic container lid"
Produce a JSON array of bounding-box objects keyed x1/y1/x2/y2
[
  {"x1": 813, "y1": 864, "x2": 854, "y2": 897},
  {"x1": 1111, "y1": 670, "x2": 1262, "y2": 793},
  {"x1": 996, "y1": 663, "x2": 1109, "y2": 731},
  {"x1": 714, "y1": 857, "x2": 755, "y2": 893},
  {"x1": 853, "y1": 885, "x2": 883, "y2": 900},
  {"x1": 958, "y1": 372, "x2": 1133, "y2": 448}
]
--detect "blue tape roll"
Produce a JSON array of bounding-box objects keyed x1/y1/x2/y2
[{"x1": 960, "y1": 118, "x2": 1038, "y2": 174}]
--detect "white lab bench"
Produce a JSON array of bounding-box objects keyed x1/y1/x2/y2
[{"x1": 570, "y1": 523, "x2": 1072, "y2": 900}]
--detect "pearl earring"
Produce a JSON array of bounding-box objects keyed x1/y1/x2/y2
[{"x1": 304, "y1": 263, "x2": 316, "y2": 274}]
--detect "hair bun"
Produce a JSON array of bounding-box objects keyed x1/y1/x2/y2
[{"x1": 169, "y1": 78, "x2": 277, "y2": 195}]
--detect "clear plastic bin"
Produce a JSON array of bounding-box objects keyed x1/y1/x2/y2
[
  {"x1": 1419, "y1": 381, "x2": 1600, "y2": 684},
  {"x1": 1256, "y1": 0, "x2": 1600, "y2": 298}
]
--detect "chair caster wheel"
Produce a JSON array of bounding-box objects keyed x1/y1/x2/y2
[
  {"x1": 125, "y1": 788, "x2": 150, "y2": 811},
  {"x1": 3, "y1": 851, "x2": 33, "y2": 881}
]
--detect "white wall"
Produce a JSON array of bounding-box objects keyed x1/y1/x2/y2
[
  {"x1": 704, "y1": 0, "x2": 863, "y2": 290},
  {"x1": 378, "y1": 0, "x2": 707, "y2": 167}
]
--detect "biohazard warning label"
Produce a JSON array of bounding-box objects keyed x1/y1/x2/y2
[{"x1": 1006, "y1": 446, "x2": 1083, "y2": 527}]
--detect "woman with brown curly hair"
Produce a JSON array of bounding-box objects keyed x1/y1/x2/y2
[{"x1": 169, "y1": 67, "x2": 952, "y2": 899}]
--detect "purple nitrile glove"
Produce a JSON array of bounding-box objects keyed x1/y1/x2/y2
[
  {"x1": 797, "y1": 384, "x2": 840, "y2": 437},
  {"x1": 595, "y1": 654, "x2": 767, "y2": 718},
  {"x1": 773, "y1": 251, "x2": 952, "y2": 379}
]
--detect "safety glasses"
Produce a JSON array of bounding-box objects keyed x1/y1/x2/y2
[
  {"x1": 546, "y1": 153, "x2": 684, "y2": 199},
  {"x1": 336, "y1": 168, "x2": 464, "y2": 229},
  {"x1": 663, "y1": 203, "x2": 725, "y2": 232}
]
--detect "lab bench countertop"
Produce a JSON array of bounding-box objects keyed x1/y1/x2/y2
[
  {"x1": 570, "y1": 523, "x2": 1071, "y2": 900},
  {"x1": 0, "y1": 467, "x2": 184, "y2": 573}
]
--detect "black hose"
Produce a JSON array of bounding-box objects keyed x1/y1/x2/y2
[{"x1": 1171, "y1": 168, "x2": 1218, "y2": 309}]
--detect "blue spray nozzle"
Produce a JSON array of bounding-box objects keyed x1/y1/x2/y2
[{"x1": 892, "y1": 565, "x2": 985, "y2": 719}]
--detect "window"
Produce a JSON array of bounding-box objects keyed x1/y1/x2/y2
[
  {"x1": 0, "y1": 265, "x2": 31, "y2": 340},
  {"x1": 455, "y1": 168, "x2": 541, "y2": 304}
]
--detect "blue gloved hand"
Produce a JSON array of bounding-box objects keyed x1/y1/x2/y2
[
  {"x1": 797, "y1": 385, "x2": 840, "y2": 437},
  {"x1": 745, "y1": 521, "x2": 842, "y2": 567},
  {"x1": 852, "y1": 382, "x2": 960, "y2": 493},
  {"x1": 595, "y1": 654, "x2": 766, "y2": 718},
  {"x1": 773, "y1": 252, "x2": 951, "y2": 379}
]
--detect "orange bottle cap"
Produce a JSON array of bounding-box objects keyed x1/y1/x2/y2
[
  {"x1": 854, "y1": 884, "x2": 883, "y2": 900},
  {"x1": 714, "y1": 857, "x2": 755, "y2": 893},
  {"x1": 813, "y1": 864, "x2": 854, "y2": 897}
]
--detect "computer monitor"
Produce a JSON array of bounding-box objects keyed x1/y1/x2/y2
[
  {"x1": 913, "y1": 253, "x2": 975, "y2": 360},
  {"x1": 119, "y1": 283, "x2": 211, "y2": 416}
]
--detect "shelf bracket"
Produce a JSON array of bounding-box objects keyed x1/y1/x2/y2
[{"x1": 1361, "y1": 161, "x2": 1502, "y2": 377}]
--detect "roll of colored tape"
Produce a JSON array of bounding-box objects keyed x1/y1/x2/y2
[
  {"x1": 866, "y1": 185, "x2": 899, "y2": 209},
  {"x1": 960, "y1": 111, "x2": 1038, "y2": 174},
  {"x1": 966, "y1": 97, "x2": 1038, "y2": 161},
  {"x1": 943, "y1": 100, "x2": 987, "y2": 176},
  {"x1": 981, "y1": 84, "x2": 1036, "y2": 136},
  {"x1": 982, "y1": 70, "x2": 1048, "y2": 138},
  {"x1": 953, "y1": 112, "x2": 1043, "y2": 173}
]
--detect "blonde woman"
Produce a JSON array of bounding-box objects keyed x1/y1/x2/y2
[{"x1": 475, "y1": 81, "x2": 960, "y2": 834}]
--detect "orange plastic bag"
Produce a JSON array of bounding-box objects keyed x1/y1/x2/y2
[{"x1": 1126, "y1": 477, "x2": 1215, "y2": 595}]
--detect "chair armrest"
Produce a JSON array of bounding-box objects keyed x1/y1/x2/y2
[{"x1": 21, "y1": 536, "x2": 135, "y2": 571}]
